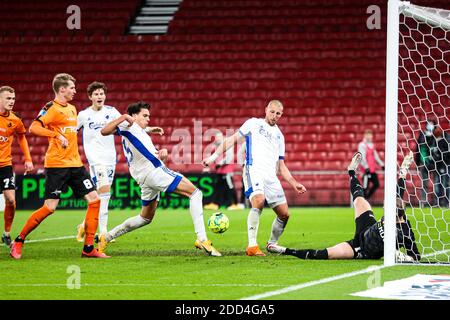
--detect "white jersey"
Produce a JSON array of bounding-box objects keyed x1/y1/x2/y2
[
  {"x1": 238, "y1": 118, "x2": 285, "y2": 174},
  {"x1": 117, "y1": 122, "x2": 163, "y2": 184},
  {"x1": 77, "y1": 105, "x2": 121, "y2": 166}
]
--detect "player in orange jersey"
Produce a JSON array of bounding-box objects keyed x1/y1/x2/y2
[
  {"x1": 9, "y1": 73, "x2": 108, "y2": 259},
  {"x1": 0, "y1": 86, "x2": 33, "y2": 246}
]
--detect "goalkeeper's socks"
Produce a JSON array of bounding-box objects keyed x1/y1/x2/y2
[
  {"x1": 285, "y1": 248, "x2": 329, "y2": 260},
  {"x1": 348, "y1": 172, "x2": 364, "y2": 200}
]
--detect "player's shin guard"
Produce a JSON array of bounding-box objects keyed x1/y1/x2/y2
[
  {"x1": 189, "y1": 189, "x2": 207, "y2": 242},
  {"x1": 349, "y1": 172, "x2": 365, "y2": 200},
  {"x1": 268, "y1": 216, "x2": 288, "y2": 244},
  {"x1": 98, "y1": 192, "x2": 111, "y2": 234},
  {"x1": 284, "y1": 248, "x2": 329, "y2": 260},
  {"x1": 4, "y1": 201, "x2": 16, "y2": 233},
  {"x1": 17, "y1": 205, "x2": 54, "y2": 241},
  {"x1": 84, "y1": 199, "x2": 100, "y2": 247},
  {"x1": 247, "y1": 208, "x2": 262, "y2": 247},
  {"x1": 106, "y1": 214, "x2": 151, "y2": 242}
]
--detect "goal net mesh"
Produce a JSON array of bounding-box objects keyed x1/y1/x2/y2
[{"x1": 397, "y1": 3, "x2": 450, "y2": 263}]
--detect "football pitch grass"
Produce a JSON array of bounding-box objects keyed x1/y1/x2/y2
[{"x1": 0, "y1": 207, "x2": 449, "y2": 300}]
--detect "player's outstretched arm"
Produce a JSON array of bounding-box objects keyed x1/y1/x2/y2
[
  {"x1": 101, "y1": 114, "x2": 134, "y2": 136},
  {"x1": 202, "y1": 132, "x2": 241, "y2": 167},
  {"x1": 278, "y1": 160, "x2": 306, "y2": 194}
]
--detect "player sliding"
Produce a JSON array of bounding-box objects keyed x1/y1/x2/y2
[
  {"x1": 203, "y1": 100, "x2": 306, "y2": 256},
  {"x1": 273, "y1": 152, "x2": 421, "y2": 262},
  {"x1": 98, "y1": 101, "x2": 221, "y2": 256}
]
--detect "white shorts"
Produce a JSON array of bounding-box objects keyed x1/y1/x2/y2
[
  {"x1": 89, "y1": 165, "x2": 116, "y2": 189},
  {"x1": 140, "y1": 166, "x2": 183, "y2": 205},
  {"x1": 243, "y1": 165, "x2": 287, "y2": 208}
]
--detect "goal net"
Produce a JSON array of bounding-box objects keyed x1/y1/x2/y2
[{"x1": 385, "y1": 0, "x2": 450, "y2": 265}]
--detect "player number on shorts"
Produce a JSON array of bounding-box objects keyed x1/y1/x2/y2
[
  {"x1": 3, "y1": 178, "x2": 10, "y2": 188},
  {"x1": 83, "y1": 179, "x2": 93, "y2": 190}
]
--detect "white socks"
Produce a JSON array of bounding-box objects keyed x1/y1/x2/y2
[
  {"x1": 189, "y1": 189, "x2": 207, "y2": 242},
  {"x1": 247, "y1": 208, "x2": 262, "y2": 247},
  {"x1": 99, "y1": 192, "x2": 111, "y2": 234},
  {"x1": 106, "y1": 214, "x2": 150, "y2": 242},
  {"x1": 269, "y1": 217, "x2": 288, "y2": 244}
]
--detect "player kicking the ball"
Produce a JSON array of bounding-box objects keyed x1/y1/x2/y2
[
  {"x1": 98, "y1": 101, "x2": 221, "y2": 256},
  {"x1": 274, "y1": 152, "x2": 421, "y2": 262},
  {"x1": 203, "y1": 100, "x2": 307, "y2": 256}
]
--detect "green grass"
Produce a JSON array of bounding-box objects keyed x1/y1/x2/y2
[{"x1": 0, "y1": 207, "x2": 449, "y2": 300}]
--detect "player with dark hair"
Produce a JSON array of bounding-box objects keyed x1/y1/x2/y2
[
  {"x1": 272, "y1": 152, "x2": 421, "y2": 262},
  {"x1": 98, "y1": 101, "x2": 222, "y2": 256}
]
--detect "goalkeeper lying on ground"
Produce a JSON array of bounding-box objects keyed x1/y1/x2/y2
[{"x1": 273, "y1": 151, "x2": 421, "y2": 262}]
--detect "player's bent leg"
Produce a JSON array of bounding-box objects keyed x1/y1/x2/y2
[{"x1": 99, "y1": 200, "x2": 156, "y2": 254}]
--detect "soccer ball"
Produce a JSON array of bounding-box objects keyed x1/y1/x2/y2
[{"x1": 208, "y1": 212, "x2": 229, "y2": 234}]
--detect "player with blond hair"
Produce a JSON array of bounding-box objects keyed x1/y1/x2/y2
[
  {"x1": 203, "y1": 100, "x2": 306, "y2": 256},
  {"x1": 0, "y1": 86, "x2": 33, "y2": 246},
  {"x1": 10, "y1": 73, "x2": 108, "y2": 259}
]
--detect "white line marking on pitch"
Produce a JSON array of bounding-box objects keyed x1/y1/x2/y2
[
  {"x1": 0, "y1": 283, "x2": 282, "y2": 288},
  {"x1": 240, "y1": 249, "x2": 450, "y2": 300},
  {"x1": 26, "y1": 236, "x2": 76, "y2": 243},
  {"x1": 240, "y1": 265, "x2": 386, "y2": 300}
]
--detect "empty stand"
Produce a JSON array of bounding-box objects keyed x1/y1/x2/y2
[{"x1": 2, "y1": 0, "x2": 448, "y2": 205}]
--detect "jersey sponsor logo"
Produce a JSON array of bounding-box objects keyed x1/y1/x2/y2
[
  {"x1": 377, "y1": 220, "x2": 384, "y2": 239},
  {"x1": 88, "y1": 121, "x2": 106, "y2": 130},
  {"x1": 61, "y1": 126, "x2": 78, "y2": 134},
  {"x1": 258, "y1": 126, "x2": 273, "y2": 140},
  {"x1": 0, "y1": 135, "x2": 9, "y2": 142}
]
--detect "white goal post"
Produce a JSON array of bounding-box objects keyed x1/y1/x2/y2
[{"x1": 385, "y1": 0, "x2": 450, "y2": 265}]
